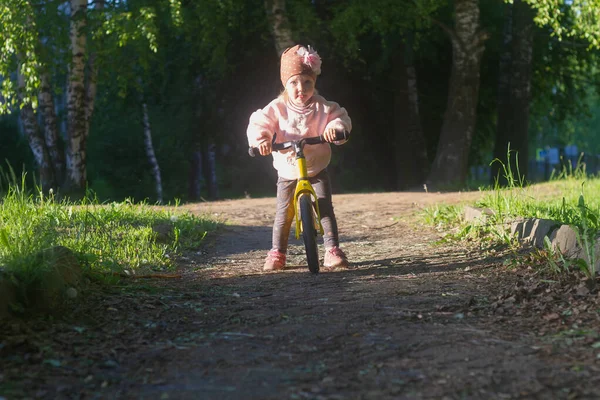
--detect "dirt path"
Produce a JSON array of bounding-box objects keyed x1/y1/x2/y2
[{"x1": 3, "y1": 192, "x2": 600, "y2": 399}]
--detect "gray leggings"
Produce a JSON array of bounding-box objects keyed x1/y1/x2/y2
[{"x1": 272, "y1": 169, "x2": 339, "y2": 252}]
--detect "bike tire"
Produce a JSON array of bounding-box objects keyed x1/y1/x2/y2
[{"x1": 299, "y1": 194, "x2": 320, "y2": 274}]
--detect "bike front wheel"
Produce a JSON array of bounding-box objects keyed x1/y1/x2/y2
[{"x1": 299, "y1": 194, "x2": 319, "y2": 274}]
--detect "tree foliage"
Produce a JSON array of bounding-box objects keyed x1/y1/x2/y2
[
  {"x1": 520, "y1": 0, "x2": 600, "y2": 48},
  {"x1": 1, "y1": 0, "x2": 599, "y2": 200},
  {"x1": 0, "y1": 0, "x2": 41, "y2": 112}
]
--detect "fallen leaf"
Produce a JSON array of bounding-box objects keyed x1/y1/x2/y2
[
  {"x1": 576, "y1": 285, "x2": 590, "y2": 296},
  {"x1": 543, "y1": 313, "x2": 560, "y2": 321}
]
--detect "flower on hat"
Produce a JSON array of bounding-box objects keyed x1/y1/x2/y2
[{"x1": 296, "y1": 45, "x2": 322, "y2": 75}]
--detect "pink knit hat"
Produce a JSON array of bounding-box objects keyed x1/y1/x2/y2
[{"x1": 280, "y1": 44, "x2": 322, "y2": 87}]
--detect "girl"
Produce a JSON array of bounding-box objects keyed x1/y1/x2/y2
[{"x1": 247, "y1": 44, "x2": 352, "y2": 271}]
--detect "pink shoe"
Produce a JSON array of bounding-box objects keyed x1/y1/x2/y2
[
  {"x1": 324, "y1": 246, "x2": 349, "y2": 268},
  {"x1": 263, "y1": 249, "x2": 286, "y2": 271}
]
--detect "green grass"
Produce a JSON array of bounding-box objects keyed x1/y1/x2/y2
[
  {"x1": 479, "y1": 151, "x2": 599, "y2": 230},
  {"x1": 0, "y1": 175, "x2": 220, "y2": 286},
  {"x1": 426, "y1": 149, "x2": 600, "y2": 235},
  {"x1": 423, "y1": 150, "x2": 600, "y2": 278},
  {"x1": 474, "y1": 181, "x2": 600, "y2": 233}
]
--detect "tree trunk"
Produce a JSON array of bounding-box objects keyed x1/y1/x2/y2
[
  {"x1": 206, "y1": 143, "x2": 219, "y2": 200},
  {"x1": 427, "y1": 0, "x2": 488, "y2": 188},
  {"x1": 264, "y1": 0, "x2": 295, "y2": 56},
  {"x1": 142, "y1": 102, "x2": 163, "y2": 203},
  {"x1": 391, "y1": 41, "x2": 428, "y2": 190},
  {"x1": 38, "y1": 71, "x2": 64, "y2": 187},
  {"x1": 491, "y1": 0, "x2": 534, "y2": 186},
  {"x1": 65, "y1": 0, "x2": 89, "y2": 194},
  {"x1": 188, "y1": 150, "x2": 204, "y2": 201},
  {"x1": 19, "y1": 103, "x2": 55, "y2": 190},
  {"x1": 17, "y1": 62, "x2": 55, "y2": 190}
]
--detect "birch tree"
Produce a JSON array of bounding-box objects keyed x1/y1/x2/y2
[
  {"x1": 65, "y1": 0, "x2": 90, "y2": 192},
  {"x1": 17, "y1": 68, "x2": 54, "y2": 189},
  {"x1": 0, "y1": 0, "x2": 182, "y2": 196},
  {"x1": 264, "y1": 0, "x2": 295, "y2": 56},
  {"x1": 141, "y1": 102, "x2": 162, "y2": 203},
  {"x1": 1, "y1": 1, "x2": 48, "y2": 186},
  {"x1": 427, "y1": 0, "x2": 598, "y2": 187}
]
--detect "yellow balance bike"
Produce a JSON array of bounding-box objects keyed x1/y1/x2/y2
[{"x1": 249, "y1": 131, "x2": 350, "y2": 274}]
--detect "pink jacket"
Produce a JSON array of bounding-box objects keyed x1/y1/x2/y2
[{"x1": 247, "y1": 94, "x2": 352, "y2": 180}]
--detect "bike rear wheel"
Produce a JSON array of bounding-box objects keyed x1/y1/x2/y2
[{"x1": 299, "y1": 194, "x2": 319, "y2": 274}]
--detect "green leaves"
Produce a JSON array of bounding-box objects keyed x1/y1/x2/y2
[
  {"x1": 96, "y1": 7, "x2": 159, "y2": 52},
  {"x1": 522, "y1": 0, "x2": 600, "y2": 49},
  {"x1": 168, "y1": 0, "x2": 183, "y2": 28},
  {"x1": 0, "y1": 0, "x2": 42, "y2": 114},
  {"x1": 0, "y1": 0, "x2": 189, "y2": 114}
]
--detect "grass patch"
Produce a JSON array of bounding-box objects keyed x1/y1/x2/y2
[
  {"x1": 423, "y1": 150, "x2": 600, "y2": 278},
  {"x1": 474, "y1": 181, "x2": 600, "y2": 233},
  {"x1": 0, "y1": 175, "x2": 220, "y2": 287}
]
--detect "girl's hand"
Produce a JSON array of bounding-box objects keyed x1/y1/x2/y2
[
  {"x1": 258, "y1": 141, "x2": 272, "y2": 156},
  {"x1": 323, "y1": 128, "x2": 337, "y2": 143}
]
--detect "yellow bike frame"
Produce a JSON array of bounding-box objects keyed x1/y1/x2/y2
[
  {"x1": 250, "y1": 131, "x2": 349, "y2": 247},
  {"x1": 293, "y1": 155, "x2": 324, "y2": 239}
]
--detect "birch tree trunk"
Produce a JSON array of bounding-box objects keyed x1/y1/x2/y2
[
  {"x1": 65, "y1": 0, "x2": 89, "y2": 193},
  {"x1": 392, "y1": 41, "x2": 428, "y2": 190},
  {"x1": 18, "y1": 70, "x2": 54, "y2": 190},
  {"x1": 427, "y1": 0, "x2": 488, "y2": 188},
  {"x1": 491, "y1": 0, "x2": 534, "y2": 186},
  {"x1": 38, "y1": 71, "x2": 64, "y2": 186},
  {"x1": 19, "y1": 104, "x2": 55, "y2": 190},
  {"x1": 264, "y1": 0, "x2": 295, "y2": 56},
  {"x1": 15, "y1": 12, "x2": 57, "y2": 191},
  {"x1": 142, "y1": 102, "x2": 163, "y2": 203}
]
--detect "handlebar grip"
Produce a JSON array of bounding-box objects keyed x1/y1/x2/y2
[
  {"x1": 334, "y1": 131, "x2": 350, "y2": 141},
  {"x1": 248, "y1": 147, "x2": 260, "y2": 157}
]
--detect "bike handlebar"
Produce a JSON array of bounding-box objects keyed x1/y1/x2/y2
[{"x1": 248, "y1": 131, "x2": 350, "y2": 157}]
